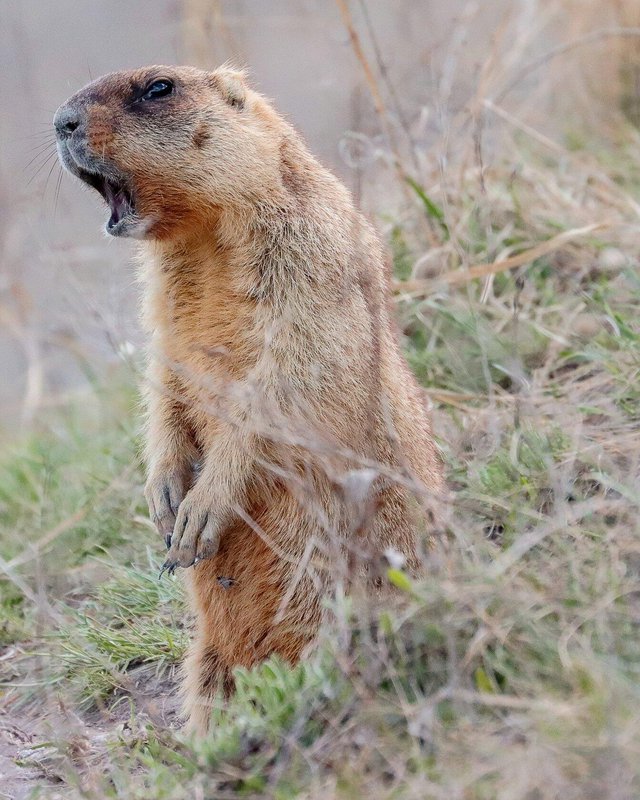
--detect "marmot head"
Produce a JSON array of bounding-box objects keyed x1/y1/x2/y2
[{"x1": 54, "y1": 66, "x2": 284, "y2": 240}]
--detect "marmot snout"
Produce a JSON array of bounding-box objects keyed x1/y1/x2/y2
[{"x1": 54, "y1": 65, "x2": 279, "y2": 239}]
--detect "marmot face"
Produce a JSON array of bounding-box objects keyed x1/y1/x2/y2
[{"x1": 54, "y1": 66, "x2": 279, "y2": 240}]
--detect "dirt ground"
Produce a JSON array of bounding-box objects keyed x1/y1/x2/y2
[{"x1": 0, "y1": 665, "x2": 180, "y2": 799}]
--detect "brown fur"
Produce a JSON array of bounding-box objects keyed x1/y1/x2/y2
[{"x1": 54, "y1": 65, "x2": 444, "y2": 734}]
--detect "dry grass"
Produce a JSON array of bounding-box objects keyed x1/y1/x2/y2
[{"x1": 1, "y1": 1, "x2": 640, "y2": 798}]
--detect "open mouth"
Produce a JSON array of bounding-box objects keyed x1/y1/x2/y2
[{"x1": 77, "y1": 168, "x2": 136, "y2": 233}]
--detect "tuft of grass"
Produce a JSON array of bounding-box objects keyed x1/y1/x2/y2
[{"x1": 52, "y1": 557, "x2": 188, "y2": 707}]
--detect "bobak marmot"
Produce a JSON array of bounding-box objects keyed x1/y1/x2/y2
[{"x1": 54, "y1": 65, "x2": 444, "y2": 733}]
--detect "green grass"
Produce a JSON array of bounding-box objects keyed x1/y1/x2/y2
[
  {"x1": 3, "y1": 124, "x2": 640, "y2": 800},
  {"x1": 0, "y1": 377, "x2": 146, "y2": 647},
  {"x1": 53, "y1": 559, "x2": 188, "y2": 706}
]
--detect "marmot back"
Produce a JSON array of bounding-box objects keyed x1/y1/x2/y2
[{"x1": 54, "y1": 65, "x2": 444, "y2": 734}]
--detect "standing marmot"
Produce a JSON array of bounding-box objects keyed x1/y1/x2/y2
[{"x1": 54, "y1": 65, "x2": 444, "y2": 733}]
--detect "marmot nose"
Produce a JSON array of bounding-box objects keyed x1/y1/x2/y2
[{"x1": 54, "y1": 106, "x2": 82, "y2": 139}]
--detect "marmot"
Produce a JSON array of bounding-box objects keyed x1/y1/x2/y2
[{"x1": 54, "y1": 65, "x2": 444, "y2": 734}]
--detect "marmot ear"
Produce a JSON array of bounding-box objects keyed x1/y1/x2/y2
[{"x1": 210, "y1": 67, "x2": 247, "y2": 110}]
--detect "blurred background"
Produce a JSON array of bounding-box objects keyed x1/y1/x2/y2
[{"x1": 1, "y1": 0, "x2": 639, "y2": 430}]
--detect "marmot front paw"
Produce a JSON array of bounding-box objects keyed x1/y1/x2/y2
[
  {"x1": 145, "y1": 468, "x2": 189, "y2": 549},
  {"x1": 161, "y1": 487, "x2": 222, "y2": 574}
]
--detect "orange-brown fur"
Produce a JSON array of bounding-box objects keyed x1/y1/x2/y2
[{"x1": 55, "y1": 65, "x2": 444, "y2": 734}]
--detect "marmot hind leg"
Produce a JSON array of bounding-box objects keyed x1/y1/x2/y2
[{"x1": 182, "y1": 640, "x2": 234, "y2": 735}]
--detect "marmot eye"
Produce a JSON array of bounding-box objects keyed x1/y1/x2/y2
[{"x1": 141, "y1": 80, "x2": 174, "y2": 101}]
